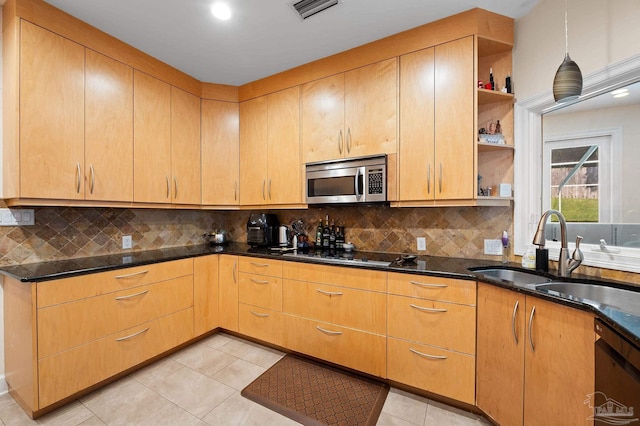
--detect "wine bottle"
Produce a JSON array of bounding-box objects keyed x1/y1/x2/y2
[
  {"x1": 322, "y1": 215, "x2": 330, "y2": 248},
  {"x1": 336, "y1": 226, "x2": 344, "y2": 250},
  {"x1": 315, "y1": 221, "x2": 323, "y2": 247},
  {"x1": 329, "y1": 220, "x2": 336, "y2": 250}
]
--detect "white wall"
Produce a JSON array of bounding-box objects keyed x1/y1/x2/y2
[{"x1": 514, "y1": 0, "x2": 640, "y2": 101}]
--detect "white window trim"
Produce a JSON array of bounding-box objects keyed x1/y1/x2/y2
[{"x1": 514, "y1": 53, "x2": 640, "y2": 273}]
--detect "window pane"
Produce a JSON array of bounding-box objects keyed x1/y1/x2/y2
[{"x1": 550, "y1": 146, "x2": 599, "y2": 222}]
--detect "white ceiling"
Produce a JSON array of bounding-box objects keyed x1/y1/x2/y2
[{"x1": 43, "y1": 0, "x2": 539, "y2": 86}]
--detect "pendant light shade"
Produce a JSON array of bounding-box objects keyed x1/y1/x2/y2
[{"x1": 553, "y1": 0, "x2": 583, "y2": 103}]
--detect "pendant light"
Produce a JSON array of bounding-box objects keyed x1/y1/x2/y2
[{"x1": 553, "y1": 0, "x2": 583, "y2": 103}]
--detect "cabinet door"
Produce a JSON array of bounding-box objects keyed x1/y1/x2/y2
[
  {"x1": 267, "y1": 87, "x2": 302, "y2": 205},
  {"x1": 133, "y1": 71, "x2": 171, "y2": 203},
  {"x1": 476, "y1": 283, "x2": 525, "y2": 426},
  {"x1": 171, "y1": 87, "x2": 201, "y2": 205},
  {"x1": 239, "y1": 97, "x2": 268, "y2": 205},
  {"x1": 344, "y1": 58, "x2": 397, "y2": 158},
  {"x1": 399, "y1": 48, "x2": 435, "y2": 201},
  {"x1": 434, "y1": 36, "x2": 474, "y2": 200},
  {"x1": 201, "y1": 100, "x2": 239, "y2": 206},
  {"x1": 524, "y1": 296, "x2": 594, "y2": 426},
  {"x1": 301, "y1": 73, "x2": 345, "y2": 163},
  {"x1": 19, "y1": 21, "x2": 85, "y2": 199},
  {"x1": 85, "y1": 49, "x2": 133, "y2": 202},
  {"x1": 218, "y1": 255, "x2": 239, "y2": 332},
  {"x1": 194, "y1": 255, "x2": 219, "y2": 336}
]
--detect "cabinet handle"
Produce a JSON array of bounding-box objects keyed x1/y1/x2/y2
[
  {"x1": 268, "y1": 179, "x2": 272, "y2": 200},
  {"x1": 250, "y1": 278, "x2": 270, "y2": 285},
  {"x1": 528, "y1": 305, "x2": 536, "y2": 352},
  {"x1": 316, "y1": 289, "x2": 343, "y2": 297},
  {"x1": 338, "y1": 130, "x2": 343, "y2": 154},
  {"x1": 76, "y1": 163, "x2": 81, "y2": 193},
  {"x1": 174, "y1": 176, "x2": 178, "y2": 199},
  {"x1": 262, "y1": 180, "x2": 266, "y2": 200},
  {"x1": 439, "y1": 163, "x2": 443, "y2": 193},
  {"x1": 115, "y1": 327, "x2": 150, "y2": 342},
  {"x1": 114, "y1": 270, "x2": 149, "y2": 279},
  {"x1": 166, "y1": 176, "x2": 170, "y2": 199},
  {"x1": 347, "y1": 128, "x2": 352, "y2": 153},
  {"x1": 409, "y1": 348, "x2": 447, "y2": 360},
  {"x1": 232, "y1": 261, "x2": 237, "y2": 283},
  {"x1": 115, "y1": 289, "x2": 149, "y2": 300},
  {"x1": 316, "y1": 326, "x2": 343, "y2": 336},
  {"x1": 409, "y1": 303, "x2": 447, "y2": 313},
  {"x1": 410, "y1": 280, "x2": 448, "y2": 289},
  {"x1": 512, "y1": 300, "x2": 519, "y2": 345},
  {"x1": 89, "y1": 164, "x2": 95, "y2": 194},
  {"x1": 427, "y1": 163, "x2": 431, "y2": 194},
  {"x1": 250, "y1": 262, "x2": 270, "y2": 268},
  {"x1": 250, "y1": 310, "x2": 270, "y2": 318},
  {"x1": 234, "y1": 181, "x2": 237, "y2": 201}
]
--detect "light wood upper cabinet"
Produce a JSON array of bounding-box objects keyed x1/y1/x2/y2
[
  {"x1": 85, "y1": 49, "x2": 134, "y2": 202},
  {"x1": 133, "y1": 71, "x2": 172, "y2": 203},
  {"x1": 477, "y1": 283, "x2": 594, "y2": 426},
  {"x1": 240, "y1": 87, "x2": 302, "y2": 206},
  {"x1": 302, "y1": 59, "x2": 397, "y2": 163},
  {"x1": 19, "y1": 21, "x2": 85, "y2": 200},
  {"x1": 201, "y1": 100, "x2": 239, "y2": 206},
  {"x1": 171, "y1": 87, "x2": 201, "y2": 205}
]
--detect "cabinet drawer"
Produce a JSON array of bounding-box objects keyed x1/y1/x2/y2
[
  {"x1": 387, "y1": 294, "x2": 475, "y2": 355},
  {"x1": 283, "y1": 314, "x2": 386, "y2": 377},
  {"x1": 387, "y1": 272, "x2": 476, "y2": 305},
  {"x1": 38, "y1": 275, "x2": 193, "y2": 358},
  {"x1": 38, "y1": 307, "x2": 193, "y2": 409},
  {"x1": 282, "y1": 262, "x2": 386, "y2": 292},
  {"x1": 238, "y1": 257, "x2": 282, "y2": 277},
  {"x1": 37, "y1": 258, "x2": 194, "y2": 308},
  {"x1": 239, "y1": 304, "x2": 283, "y2": 347},
  {"x1": 387, "y1": 337, "x2": 475, "y2": 404},
  {"x1": 239, "y1": 273, "x2": 282, "y2": 311},
  {"x1": 283, "y1": 279, "x2": 386, "y2": 335}
]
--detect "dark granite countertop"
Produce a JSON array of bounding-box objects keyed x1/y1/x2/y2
[{"x1": 1, "y1": 242, "x2": 639, "y2": 350}]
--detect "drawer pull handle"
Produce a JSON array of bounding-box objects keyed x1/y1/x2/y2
[
  {"x1": 115, "y1": 290, "x2": 149, "y2": 300},
  {"x1": 250, "y1": 278, "x2": 270, "y2": 285},
  {"x1": 232, "y1": 261, "x2": 237, "y2": 283},
  {"x1": 409, "y1": 304, "x2": 447, "y2": 313},
  {"x1": 410, "y1": 281, "x2": 448, "y2": 289},
  {"x1": 250, "y1": 310, "x2": 270, "y2": 318},
  {"x1": 114, "y1": 270, "x2": 149, "y2": 279},
  {"x1": 316, "y1": 326, "x2": 343, "y2": 336},
  {"x1": 316, "y1": 289, "x2": 343, "y2": 297},
  {"x1": 512, "y1": 300, "x2": 520, "y2": 345},
  {"x1": 115, "y1": 327, "x2": 150, "y2": 342},
  {"x1": 409, "y1": 348, "x2": 447, "y2": 360},
  {"x1": 250, "y1": 262, "x2": 270, "y2": 268}
]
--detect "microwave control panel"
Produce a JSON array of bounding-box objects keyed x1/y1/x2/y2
[{"x1": 367, "y1": 168, "x2": 384, "y2": 195}]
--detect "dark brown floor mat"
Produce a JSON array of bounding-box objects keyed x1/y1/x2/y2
[{"x1": 241, "y1": 354, "x2": 389, "y2": 426}]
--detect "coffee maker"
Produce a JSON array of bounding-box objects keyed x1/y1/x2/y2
[{"x1": 246, "y1": 214, "x2": 279, "y2": 247}]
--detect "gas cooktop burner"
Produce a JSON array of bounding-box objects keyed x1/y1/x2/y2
[{"x1": 282, "y1": 252, "x2": 390, "y2": 268}]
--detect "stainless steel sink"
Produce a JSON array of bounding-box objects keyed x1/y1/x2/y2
[
  {"x1": 471, "y1": 268, "x2": 552, "y2": 285},
  {"x1": 534, "y1": 282, "x2": 640, "y2": 315}
]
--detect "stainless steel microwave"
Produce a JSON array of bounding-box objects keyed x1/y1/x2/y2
[{"x1": 305, "y1": 155, "x2": 387, "y2": 204}]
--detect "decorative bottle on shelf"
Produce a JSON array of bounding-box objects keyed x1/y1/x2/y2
[
  {"x1": 489, "y1": 67, "x2": 495, "y2": 90},
  {"x1": 501, "y1": 231, "x2": 509, "y2": 264},
  {"x1": 506, "y1": 74, "x2": 512, "y2": 94},
  {"x1": 329, "y1": 220, "x2": 336, "y2": 250}
]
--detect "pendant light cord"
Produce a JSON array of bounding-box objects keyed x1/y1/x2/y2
[{"x1": 564, "y1": 0, "x2": 569, "y2": 55}]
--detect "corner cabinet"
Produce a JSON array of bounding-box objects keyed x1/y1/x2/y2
[
  {"x1": 301, "y1": 58, "x2": 398, "y2": 163},
  {"x1": 239, "y1": 86, "x2": 303, "y2": 207},
  {"x1": 476, "y1": 283, "x2": 594, "y2": 426}
]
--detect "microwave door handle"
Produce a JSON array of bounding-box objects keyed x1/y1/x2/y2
[{"x1": 354, "y1": 167, "x2": 361, "y2": 200}]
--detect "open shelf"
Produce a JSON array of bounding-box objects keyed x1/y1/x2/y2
[
  {"x1": 477, "y1": 142, "x2": 514, "y2": 152},
  {"x1": 478, "y1": 89, "x2": 514, "y2": 105}
]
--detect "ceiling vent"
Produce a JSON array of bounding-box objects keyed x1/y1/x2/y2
[{"x1": 293, "y1": 0, "x2": 339, "y2": 19}]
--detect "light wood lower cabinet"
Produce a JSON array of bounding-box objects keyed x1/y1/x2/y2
[
  {"x1": 218, "y1": 255, "x2": 239, "y2": 332},
  {"x1": 194, "y1": 255, "x2": 219, "y2": 336},
  {"x1": 239, "y1": 304, "x2": 283, "y2": 347},
  {"x1": 476, "y1": 283, "x2": 595, "y2": 426},
  {"x1": 3, "y1": 259, "x2": 195, "y2": 418}
]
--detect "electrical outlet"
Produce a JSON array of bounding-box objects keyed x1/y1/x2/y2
[
  {"x1": 122, "y1": 235, "x2": 132, "y2": 250},
  {"x1": 484, "y1": 239, "x2": 503, "y2": 255},
  {"x1": 417, "y1": 237, "x2": 427, "y2": 251}
]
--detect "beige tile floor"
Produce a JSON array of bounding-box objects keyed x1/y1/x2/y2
[{"x1": 0, "y1": 333, "x2": 490, "y2": 425}]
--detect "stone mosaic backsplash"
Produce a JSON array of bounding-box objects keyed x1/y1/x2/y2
[{"x1": 0, "y1": 200, "x2": 637, "y2": 285}]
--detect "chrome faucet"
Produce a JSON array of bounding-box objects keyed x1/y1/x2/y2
[{"x1": 532, "y1": 209, "x2": 584, "y2": 277}]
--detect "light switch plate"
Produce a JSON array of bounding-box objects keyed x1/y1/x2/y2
[
  {"x1": 122, "y1": 235, "x2": 132, "y2": 250},
  {"x1": 484, "y1": 239, "x2": 503, "y2": 255},
  {"x1": 0, "y1": 208, "x2": 35, "y2": 226},
  {"x1": 417, "y1": 237, "x2": 426, "y2": 251}
]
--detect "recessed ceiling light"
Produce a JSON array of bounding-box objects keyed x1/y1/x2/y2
[
  {"x1": 611, "y1": 88, "x2": 628, "y2": 96},
  {"x1": 613, "y1": 92, "x2": 629, "y2": 98},
  {"x1": 211, "y1": 2, "x2": 232, "y2": 20}
]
